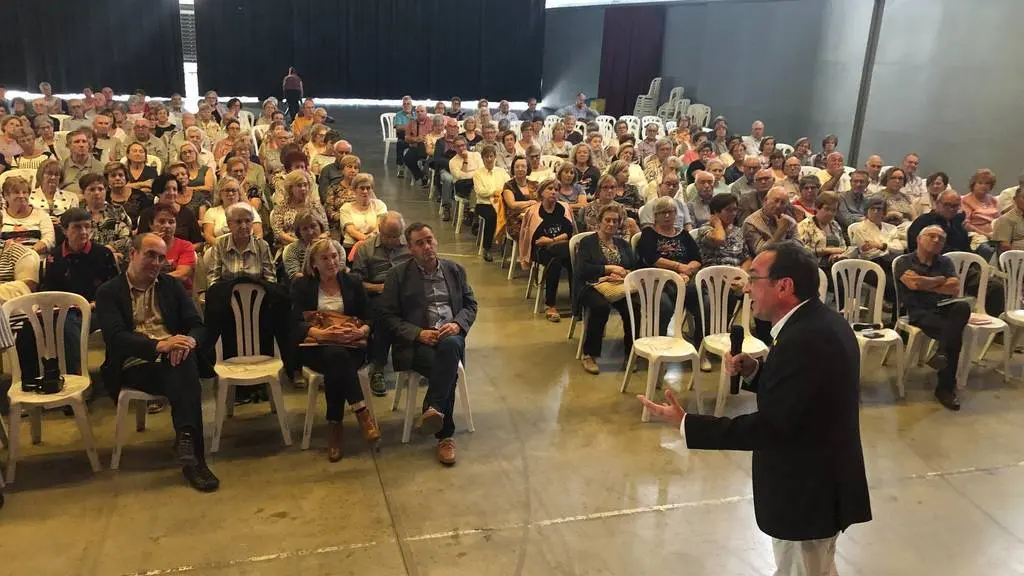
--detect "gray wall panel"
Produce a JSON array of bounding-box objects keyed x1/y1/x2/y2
[{"x1": 541, "y1": 6, "x2": 606, "y2": 109}]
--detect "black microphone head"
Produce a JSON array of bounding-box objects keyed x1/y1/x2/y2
[{"x1": 729, "y1": 325, "x2": 745, "y2": 352}]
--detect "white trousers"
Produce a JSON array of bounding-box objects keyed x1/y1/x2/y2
[{"x1": 772, "y1": 534, "x2": 839, "y2": 576}]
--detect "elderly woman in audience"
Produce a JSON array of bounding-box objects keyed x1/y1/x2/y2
[
  {"x1": 324, "y1": 154, "x2": 360, "y2": 237},
  {"x1": 178, "y1": 141, "x2": 215, "y2": 202},
  {"x1": 586, "y1": 132, "x2": 610, "y2": 171},
  {"x1": 11, "y1": 127, "x2": 51, "y2": 169},
  {"x1": 205, "y1": 202, "x2": 276, "y2": 286},
  {"x1": 581, "y1": 174, "x2": 640, "y2": 239},
  {"x1": 877, "y1": 166, "x2": 917, "y2": 223},
  {"x1": 574, "y1": 203, "x2": 641, "y2": 375},
  {"x1": 849, "y1": 196, "x2": 904, "y2": 304},
  {"x1": 608, "y1": 160, "x2": 645, "y2": 220},
  {"x1": 570, "y1": 143, "x2": 600, "y2": 198},
  {"x1": 291, "y1": 237, "x2": 379, "y2": 461},
  {"x1": 2, "y1": 176, "x2": 55, "y2": 253},
  {"x1": 272, "y1": 170, "x2": 324, "y2": 245},
  {"x1": 555, "y1": 161, "x2": 587, "y2": 212},
  {"x1": 792, "y1": 175, "x2": 821, "y2": 221},
  {"x1": 203, "y1": 176, "x2": 264, "y2": 245},
  {"x1": 717, "y1": 136, "x2": 742, "y2": 168},
  {"x1": 137, "y1": 173, "x2": 204, "y2": 244},
  {"x1": 461, "y1": 116, "x2": 482, "y2": 149},
  {"x1": 696, "y1": 193, "x2": 752, "y2": 270},
  {"x1": 709, "y1": 120, "x2": 730, "y2": 157},
  {"x1": 811, "y1": 135, "x2": 839, "y2": 169},
  {"x1": 272, "y1": 149, "x2": 326, "y2": 216},
  {"x1": 796, "y1": 191, "x2": 851, "y2": 269},
  {"x1": 916, "y1": 171, "x2": 950, "y2": 215},
  {"x1": 472, "y1": 144, "x2": 508, "y2": 261},
  {"x1": 644, "y1": 137, "x2": 674, "y2": 183},
  {"x1": 684, "y1": 142, "x2": 716, "y2": 184},
  {"x1": 152, "y1": 103, "x2": 176, "y2": 138},
  {"x1": 962, "y1": 169, "x2": 1000, "y2": 259},
  {"x1": 543, "y1": 124, "x2": 571, "y2": 158},
  {"x1": 637, "y1": 195, "x2": 707, "y2": 355},
  {"x1": 0, "y1": 116, "x2": 23, "y2": 159},
  {"x1": 497, "y1": 129, "x2": 521, "y2": 171},
  {"x1": 519, "y1": 178, "x2": 576, "y2": 322},
  {"x1": 793, "y1": 137, "x2": 812, "y2": 165},
  {"x1": 723, "y1": 139, "x2": 748, "y2": 184},
  {"x1": 257, "y1": 98, "x2": 277, "y2": 126},
  {"x1": 525, "y1": 144, "x2": 553, "y2": 184},
  {"x1": 29, "y1": 160, "x2": 78, "y2": 227},
  {"x1": 79, "y1": 172, "x2": 132, "y2": 259},
  {"x1": 282, "y1": 211, "x2": 326, "y2": 281},
  {"x1": 104, "y1": 161, "x2": 149, "y2": 228},
  {"x1": 212, "y1": 118, "x2": 241, "y2": 162},
  {"x1": 124, "y1": 142, "x2": 157, "y2": 194},
  {"x1": 339, "y1": 173, "x2": 387, "y2": 252},
  {"x1": 705, "y1": 158, "x2": 730, "y2": 197},
  {"x1": 615, "y1": 143, "x2": 647, "y2": 186},
  {"x1": 501, "y1": 155, "x2": 538, "y2": 239}
]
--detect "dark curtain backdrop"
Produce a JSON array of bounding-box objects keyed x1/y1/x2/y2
[
  {"x1": 195, "y1": 0, "x2": 546, "y2": 100},
  {"x1": 598, "y1": 5, "x2": 665, "y2": 117},
  {"x1": 0, "y1": 0, "x2": 184, "y2": 95}
]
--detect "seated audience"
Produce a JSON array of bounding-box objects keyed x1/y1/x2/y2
[
  {"x1": 448, "y1": 136, "x2": 482, "y2": 210},
  {"x1": 644, "y1": 138, "x2": 675, "y2": 183},
  {"x1": 542, "y1": 124, "x2": 572, "y2": 159},
  {"x1": 124, "y1": 142, "x2": 157, "y2": 194},
  {"x1": 179, "y1": 142, "x2": 215, "y2": 204},
  {"x1": 79, "y1": 173, "x2": 132, "y2": 259},
  {"x1": 322, "y1": 154, "x2": 360, "y2": 236},
  {"x1": 792, "y1": 175, "x2": 822, "y2": 221},
  {"x1": 472, "y1": 145, "x2": 508, "y2": 262},
  {"x1": 33, "y1": 114, "x2": 61, "y2": 159},
  {"x1": 992, "y1": 186, "x2": 1024, "y2": 253},
  {"x1": 0, "y1": 220, "x2": 40, "y2": 301},
  {"x1": 558, "y1": 92, "x2": 598, "y2": 122},
  {"x1": 339, "y1": 174, "x2": 388, "y2": 251},
  {"x1": 961, "y1": 169, "x2": 1000, "y2": 260},
  {"x1": 900, "y1": 153, "x2": 927, "y2": 201},
  {"x1": 501, "y1": 156, "x2": 538, "y2": 239},
  {"x1": 586, "y1": 132, "x2": 610, "y2": 171},
  {"x1": 743, "y1": 187, "x2": 798, "y2": 255},
  {"x1": 877, "y1": 166, "x2": 917, "y2": 223},
  {"x1": 757, "y1": 137, "x2": 777, "y2": 167},
  {"x1": 145, "y1": 202, "x2": 196, "y2": 293},
  {"x1": 915, "y1": 171, "x2": 950, "y2": 216},
  {"x1": 581, "y1": 175, "x2": 640, "y2": 239},
  {"x1": 818, "y1": 152, "x2": 851, "y2": 193},
  {"x1": 224, "y1": 156, "x2": 269, "y2": 213},
  {"x1": 562, "y1": 114, "x2": 583, "y2": 145},
  {"x1": 570, "y1": 143, "x2": 600, "y2": 198},
  {"x1": 497, "y1": 129, "x2": 522, "y2": 170},
  {"x1": 519, "y1": 178, "x2": 576, "y2": 322},
  {"x1": 138, "y1": 174, "x2": 203, "y2": 244},
  {"x1": 11, "y1": 127, "x2": 52, "y2": 170},
  {"x1": 724, "y1": 139, "x2": 748, "y2": 184},
  {"x1": 303, "y1": 125, "x2": 331, "y2": 170},
  {"x1": 271, "y1": 169, "x2": 328, "y2": 246},
  {"x1": 996, "y1": 173, "x2": 1024, "y2": 213},
  {"x1": 461, "y1": 116, "x2": 482, "y2": 149},
  {"x1": 282, "y1": 211, "x2": 327, "y2": 282},
  {"x1": 849, "y1": 197, "x2": 903, "y2": 309},
  {"x1": 2, "y1": 176, "x2": 55, "y2": 253},
  {"x1": 796, "y1": 191, "x2": 851, "y2": 275},
  {"x1": 729, "y1": 157, "x2": 761, "y2": 201},
  {"x1": 864, "y1": 154, "x2": 884, "y2": 193},
  {"x1": 402, "y1": 106, "x2": 432, "y2": 187},
  {"x1": 639, "y1": 169, "x2": 691, "y2": 230},
  {"x1": 697, "y1": 193, "x2": 753, "y2": 270},
  {"x1": 0, "y1": 116, "x2": 24, "y2": 159},
  {"x1": 709, "y1": 121, "x2": 730, "y2": 157},
  {"x1": 378, "y1": 223, "x2": 477, "y2": 466},
  {"x1": 809, "y1": 134, "x2": 838, "y2": 169},
  {"x1": 152, "y1": 103, "x2": 176, "y2": 138},
  {"x1": 837, "y1": 170, "x2": 870, "y2": 229},
  {"x1": 60, "y1": 129, "x2": 104, "y2": 193},
  {"x1": 554, "y1": 160, "x2": 587, "y2": 212},
  {"x1": 128, "y1": 118, "x2": 169, "y2": 167},
  {"x1": 793, "y1": 137, "x2": 812, "y2": 166},
  {"x1": 318, "y1": 140, "x2": 355, "y2": 203},
  {"x1": 742, "y1": 121, "x2": 765, "y2": 157},
  {"x1": 684, "y1": 142, "x2": 716, "y2": 184},
  {"x1": 895, "y1": 225, "x2": 970, "y2": 411},
  {"x1": 615, "y1": 144, "x2": 648, "y2": 188},
  {"x1": 525, "y1": 144, "x2": 553, "y2": 184},
  {"x1": 31, "y1": 159, "x2": 79, "y2": 224},
  {"x1": 96, "y1": 233, "x2": 218, "y2": 491},
  {"x1": 736, "y1": 168, "x2": 776, "y2": 225},
  {"x1": 775, "y1": 154, "x2": 803, "y2": 199},
  {"x1": 681, "y1": 130, "x2": 711, "y2": 165},
  {"x1": 687, "y1": 170, "x2": 716, "y2": 228},
  {"x1": 203, "y1": 176, "x2": 264, "y2": 245},
  {"x1": 705, "y1": 159, "x2": 730, "y2": 197},
  {"x1": 206, "y1": 203, "x2": 276, "y2": 286},
  {"x1": 608, "y1": 160, "x2": 646, "y2": 220},
  {"x1": 573, "y1": 204, "x2": 640, "y2": 375},
  {"x1": 104, "y1": 161, "x2": 150, "y2": 229}
]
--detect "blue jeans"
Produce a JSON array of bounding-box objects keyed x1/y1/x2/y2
[
  {"x1": 410, "y1": 334, "x2": 464, "y2": 439},
  {"x1": 16, "y1": 309, "x2": 83, "y2": 381}
]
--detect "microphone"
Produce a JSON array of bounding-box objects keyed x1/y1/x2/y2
[{"x1": 729, "y1": 325, "x2": 745, "y2": 395}]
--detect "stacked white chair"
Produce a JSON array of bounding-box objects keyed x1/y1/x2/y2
[
  {"x1": 944, "y1": 251, "x2": 1009, "y2": 389},
  {"x1": 656, "y1": 87, "x2": 683, "y2": 122},
  {"x1": 621, "y1": 269, "x2": 700, "y2": 421},
  {"x1": 544, "y1": 115, "x2": 562, "y2": 130},
  {"x1": 595, "y1": 115, "x2": 616, "y2": 142},
  {"x1": 633, "y1": 77, "x2": 662, "y2": 117},
  {"x1": 673, "y1": 99, "x2": 691, "y2": 123},
  {"x1": 686, "y1": 104, "x2": 712, "y2": 128},
  {"x1": 379, "y1": 113, "x2": 397, "y2": 166}
]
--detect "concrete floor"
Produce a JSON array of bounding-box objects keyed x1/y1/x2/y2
[{"x1": 2, "y1": 107, "x2": 1024, "y2": 575}]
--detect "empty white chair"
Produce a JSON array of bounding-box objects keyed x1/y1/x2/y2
[
  {"x1": 832, "y1": 260, "x2": 906, "y2": 397},
  {"x1": 301, "y1": 366, "x2": 375, "y2": 450},
  {"x1": 110, "y1": 388, "x2": 169, "y2": 470},
  {"x1": 944, "y1": 251, "x2": 1009, "y2": 389},
  {"x1": 253, "y1": 124, "x2": 270, "y2": 147},
  {"x1": 575, "y1": 121, "x2": 587, "y2": 135},
  {"x1": 695, "y1": 266, "x2": 770, "y2": 416},
  {"x1": 595, "y1": 115, "x2": 616, "y2": 135},
  {"x1": 544, "y1": 115, "x2": 562, "y2": 130},
  {"x1": 3, "y1": 292, "x2": 100, "y2": 483},
  {"x1": 621, "y1": 270, "x2": 700, "y2": 421},
  {"x1": 997, "y1": 250, "x2": 1024, "y2": 380},
  {"x1": 619, "y1": 115, "x2": 641, "y2": 140},
  {"x1": 0, "y1": 168, "x2": 38, "y2": 190},
  {"x1": 776, "y1": 143, "x2": 794, "y2": 156},
  {"x1": 539, "y1": 155, "x2": 562, "y2": 170},
  {"x1": 391, "y1": 362, "x2": 474, "y2": 444},
  {"x1": 686, "y1": 104, "x2": 711, "y2": 128},
  {"x1": 211, "y1": 284, "x2": 292, "y2": 452},
  {"x1": 566, "y1": 232, "x2": 595, "y2": 358},
  {"x1": 50, "y1": 113, "x2": 71, "y2": 129},
  {"x1": 664, "y1": 120, "x2": 677, "y2": 135},
  {"x1": 379, "y1": 113, "x2": 397, "y2": 166}
]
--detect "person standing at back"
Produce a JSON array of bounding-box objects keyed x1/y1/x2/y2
[
  {"x1": 282, "y1": 67, "x2": 304, "y2": 122},
  {"x1": 639, "y1": 241, "x2": 871, "y2": 575}
]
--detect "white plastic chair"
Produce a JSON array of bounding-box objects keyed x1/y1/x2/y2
[
  {"x1": 575, "y1": 121, "x2": 587, "y2": 135},
  {"x1": 673, "y1": 99, "x2": 691, "y2": 122},
  {"x1": 619, "y1": 115, "x2": 641, "y2": 140},
  {"x1": 832, "y1": 260, "x2": 906, "y2": 397},
  {"x1": 211, "y1": 284, "x2": 292, "y2": 452},
  {"x1": 945, "y1": 251, "x2": 1009, "y2": 389},
  {"x1": 566, "y1": 232, "x2": 595, "y2": 358},
  {"x1": 686, "y1": 104, "x2": 711, "y2": 128},
  {"x1": 253, "y1": 124, "x2": 270, "y2": 147},
  {"x1": 892, "y1": 255, "x2": 936, "y2": 376},
  {"x1": 695, "y1": 266, "x2": 769, "y2": 416},
  {"x1": 997, "y1": 250, "x2": 1024, "y2": 380},
  {"x1": 621, "y1": 270, "x2": 700, "y2": 420},
  {"x1": 0, "y1": 168, "x2": 38, "y2": 190},
  {"x1": 801, "y1": 166, "x2": 822, "y2": 179},
  {"x1": 544, "y1": 115, "x2": 561, "y2": 130},
  {"x1": 51, "y1": 113, "x2": 71, "y2": 129},
  {"x1": 503, "y1": 229, "x2": 520, "y2": 281},
  {"x1": 392, "y1": 362, "x2": 474, "y2": 444},
  {"x1": 595, "y1": 115, "x2": 616, "y2": 137},
  {"x1": 379, "y1": 113, "x2": 397, "y2": 166},
  {"x1": 641, "y1": 116, "x2": 665, "y2": 138},
  {"x1": 776, "y1": 143, "x2": 794, "y2": 156},
  {"x1": 3, "y1": 293, "x2": 99, "y2": 483},
  {"x1": 300, "y1": 365, "x2": 375, "y2": 450},
  {"x1": 540, "y1": 155, "x2": 562, "y2": 170},
  {"x1": 110, "y1": 387, "x2": 169, "y2": 470},
  {"x1": 510, "y1": 121, "x2": 523, "y2": 139},
  {"x1": 664, "y1": 121, "x2": 677, "y2": 135},
  {"x1": 237, "y1": 110, "x2": 255, "y2": 129}
]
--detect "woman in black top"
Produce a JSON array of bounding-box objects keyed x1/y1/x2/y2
[
  {"x1": 571, "y1": 143, "x2": 600, "y2": 199},
  {"x1": 636, "y1": 196, "x2": 707, "y2": 353},
  {"x1": 607, "y1": 159, "x2": 644, "y2": 220},
  {"x1": 529, "y1": 179, "x2": 575, "y2": 322},
  {"x1": 104, "y1": 161, "x2": 151, "y2": 229},
  {"x1": 125, "y1": 142, "x2": 158, "y2": 195}
]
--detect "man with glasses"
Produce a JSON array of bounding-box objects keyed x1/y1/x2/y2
[
  {"x1": 639, "y1": 171, "x2": 692, "y2": 230},
  {"x1": 731, "y1": 156, "x2": 763, "y2": 202},
  {"x1": 737, "y1": 168, "x2": 776, "y2": 225},
  {"x1": 352, "y1": 211, "x2": 412, "y2": 396},
  {"x1": 639, "y1": 240, "x2": 871, "y2": 575},
  {"x1": 838, "y1": 170, "x2": 871, "y2": 229}
]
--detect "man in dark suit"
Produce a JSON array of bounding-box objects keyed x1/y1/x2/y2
[
  {"x1": 95, "y1": 233, "x2": 219, "y2": 492},
  {"x1": 639, "y1": 241, "x2": 871, "y2": 574},
  {"x1": 378, "y1": 223, "x2": 477, "y2": 466}
]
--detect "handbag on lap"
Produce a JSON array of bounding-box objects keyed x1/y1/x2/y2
[{"x1": 300, "y1": 310, "x2": 368, "y2": 349}]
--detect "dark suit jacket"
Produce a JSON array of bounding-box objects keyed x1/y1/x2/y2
[
  {"x1": 684, "y1": 298, "x2": 872, "y2": 541},
  {"x1": 906, "y1": 211, "x2": 969, "y2": 253},
  {"x1": 377, "y1": 259, "x2": 477, "y2": 369},
  {"x1": 95, "y1": 273, "x2": 206, "y2": 397},
  {"x1": 290, "y1": 272, "x2": 371, "y2": 349}
]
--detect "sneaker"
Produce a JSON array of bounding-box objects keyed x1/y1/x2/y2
[
  {"x1": 174, "y1": 430, "x2": 199, "y2": 467},
  {"x1": 581, "y1": 355, "x2": 600, "y2": 375},
  {"x1": 182, "y1": 463, "x2": 220, "y2": 492},
  {"x1": 370, "y1": 371, "x2": 388, "y2": 397},
  {"x1": 700, "y1": 356, "x2": 713, "y2": 372},
  {"x1": 935, "y1": 388, "x2": 961, "y2": 411}
]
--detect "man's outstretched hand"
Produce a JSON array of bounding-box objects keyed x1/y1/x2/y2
[{"x1": 636, "y1": 388, "x2": 686, "y2": 429}]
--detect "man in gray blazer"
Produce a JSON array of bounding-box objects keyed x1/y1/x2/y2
[{"x1": 378, "y1": 223, "x2": 477, "y2": 466}]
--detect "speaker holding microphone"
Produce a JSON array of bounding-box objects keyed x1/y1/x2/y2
[{"x1": 729, "y1": 325, "x2": 744, "y2": 395}]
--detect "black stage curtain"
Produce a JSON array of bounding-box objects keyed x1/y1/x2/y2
[
  {"x1": 0, "y1": 0, "x2": 184, "y2": 95},
  {"x1": 195, "y1": 0, "x2": 545, "y2": 100},
  {"x1": 598, "y1": 5, "x2": 665, "y2": 117}
]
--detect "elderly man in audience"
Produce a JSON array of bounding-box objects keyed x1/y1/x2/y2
[
  {"x1": 899, "y1": 153, "x2": 926, "y2": 201},
  {"x1": 206, "y1": 203, "x2": 276, "y2": 286},
  {"x1": 430, "y1": 119, "x2": 460, "y2": 221},
  {"x1": 96, "y1": 233, "x2": 219, "y2": 492},
  {"x1": 558, "y1": 93, "x2": 598, "y2": 122},
  {"x1": 996, "y1": 173, "x2": 1024, "y2": 213},
  {"x1": 91, "y1": 112, "x2": 123, "y2": 163},
  {"x1": 379, "y1": 223, "x2": 477, "y2": 466},
  {"x1": 729, "y1": 156, "x2": 761, "y2": 200},
  {"x1": 736, "y1": 168, "x2": 776, "y2": 225},
  {"x1": 128, "y1": 117, "x2": 169, "y2": 166},
  {"x1": 742, "y1": 121, "x2": 765, "y2": 157},
  {"x1": 864, "y1": 155, "x2": 884, "y2": 194},
  {"x1": 818, "y1": 152, "x2": 851, "y2": 193},
  {"x1": 401, "y1": 106, "x2": 433, "y2": 187},
  {"x1": 640, "y1": 170, "x2": 692, "y2": 230},
  {"x1": 493, "y1": 100, "x2": 517, "y2": 124},
  {"x1": 773, "y1": 154, "x2": 801, "y2": 200},
  {"x1": 318, "y1": 140, "x2": 355, "y2": 203},
  {"x1": 992, "y1": 186, "x2": 1024, "y2": 252},
  {"x1": 635, "y1": 122, "x2": 661, "y2": 163},
  {"x1": 896, "y1": 225, "x2": 969, "y2": 411},
  {"x1": 60, "y1": 129, "x2": 104, "y2": 193},
  {"x1": 743, "y1": 187, "x2": 797, "y2": 257},
  {"x1": 686, "y1": 170, "x2": 716, "y2": 228},
  {"x1": 351, "y1": 211, "x2": 412, "y2": 395},
  {"x1": 838, "y1": 169, "x2": 870, "y2": 229},
  {"x1": 518, "y1": 97, "x2": 542, "y2": 124},
  {"x1": 643, "y1": 138, "x2": 675, "y2": 184},
  {"x1": 449, "y1": 136, "x2": 482, "y2": 208},
  {"x1": 62, "y1": 100, "x2": 91, "y2": 132}
]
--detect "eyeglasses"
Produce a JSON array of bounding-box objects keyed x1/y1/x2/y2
[
  {"x1": 746, "y1": 274, "x2": 773, "y2": 283},
  {"x1": 755, "y1": 176, "x2": 774, "y2": 182}
]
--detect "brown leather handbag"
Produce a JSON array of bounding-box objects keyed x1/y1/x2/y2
[{"x1": 301, "y1": 310, "x2": 368, "y2": 349}]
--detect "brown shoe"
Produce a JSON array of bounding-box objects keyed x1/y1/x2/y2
[
  {"x1": 581, "y1": 355, "x2": 600, "y2": 375},
  {"x1": 436, "y1": 438, "x2": 456, "y2": 466},
  {"x1": 327, "y1": 421, "x2": 343, "y2": 462},
  {"x1": 355, "y1": 408, "x2": 381, "y2": 443},
  {"x1": 419, "y1": 407, "x2": 444, "y2": 436}
]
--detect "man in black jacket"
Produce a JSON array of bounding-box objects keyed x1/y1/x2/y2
[
  {"x1": 378, "y1": 223, "x2": 477, "y2": 466},
  {"x1": 639, "y1": 241, "x2": 870, "y2": 574},
  {"x1": 95, "y1": 233, "x2": 219, "y2": 492}
]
